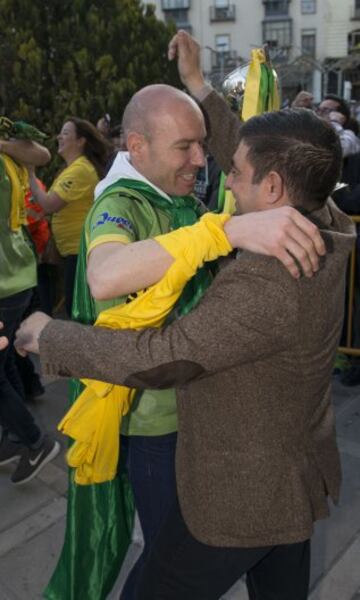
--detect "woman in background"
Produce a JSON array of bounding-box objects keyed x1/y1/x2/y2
[{"x1": 30, "y1": 117, "x2": 110, "y2": 316}]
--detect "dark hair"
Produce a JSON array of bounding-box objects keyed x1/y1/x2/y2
[
  {"x1": 66, "y1": 116, "x2": 112, "y2": 178},
  {"x1": 110, "y1": 124, "x2": 123, "y2": 138},
  {"x1": 238, "y1": 108, "x2": 342, "y2": 210},
  {"x1": 346, "y1": 116, "x2": 359, "y2": 136},
  {"x1": 323, "y1": 94, "x2": 351, "y2": 123}
]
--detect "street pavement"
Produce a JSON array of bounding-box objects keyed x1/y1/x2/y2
[{"x1": 0, "y1": 366, "x2": 360, "y2": 599}]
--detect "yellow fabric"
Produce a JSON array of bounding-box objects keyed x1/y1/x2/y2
[
  {"x1": 223, "y1": 191, "x2": 236, "y2": 215},
  {"x1": 87, "y1": 234, "x2": 131, "y2": 256},
  {"x1": 51, "y1": 156, "x2": 98, "y2": 256},
  {"x1": 1, "y1": 154, "x2": 29, "y2": 231},
  {"x1": 58, "y1": 212, "x2": 232, "y2": 485},
  {"x1": 241, "y1": 48, "x2": 280, "y2": 121},
  {"x1": 242, "y1": 49, "x2": 264, "y2": 121}
]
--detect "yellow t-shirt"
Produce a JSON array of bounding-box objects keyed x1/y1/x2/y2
[{"x1": 51, "y1": 156, "x2": 99, "y2": 256}]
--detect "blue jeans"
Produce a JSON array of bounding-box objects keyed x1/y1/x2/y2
[
  {"x1": 0, "y1": 289, "x2": 42, "y2": 447},
  {"x1": 120, "y1": 432, "x2": 177, "y2": 600}
]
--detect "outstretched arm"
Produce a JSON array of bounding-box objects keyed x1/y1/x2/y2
[
  {"x1": 88, "y1": 202, "x2": 324, "y2": 302},
  {"x1": 16, "y1": 258, "x2": 297, "y2": 385}
]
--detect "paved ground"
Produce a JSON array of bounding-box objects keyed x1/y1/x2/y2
[{"x1": 0, "y1": 367, "x2": 359, "y2": 599}]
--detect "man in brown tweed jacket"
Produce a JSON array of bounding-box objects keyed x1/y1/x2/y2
[{"x1": 16, "y1": 33, "x2": 355, "y2": 600}]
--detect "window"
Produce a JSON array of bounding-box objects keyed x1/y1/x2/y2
[
  {"x1": 263, "y1": 20, "x2": 292, "y2": 48},
  {"x1": 165, "y1": 9, "x2": 188, "y2": 23},
  {"x1": 263, "y1": 0, "x2": 289, "y2": 17},
  {"x1": 162, "y1": 0, "x2": 190, "y2": 9},
  {"x1": 215, "y1": 0, "x2": 229, "y2": 6},
  {"x1": 301, "y1": 0, "x2": 316, "y2": 14},
  {"x1": 349, "y1": 29, "x2": 360, "y2": 51},
  {"x1": 215, "y1": 34, "x2": 231, "y2": 53},
  {"x1": 301, "y1": 29, "x2": 316, "y2": 57},
  {"x1": 355, "y1": 0, "x2": 360, "y2": 18}
]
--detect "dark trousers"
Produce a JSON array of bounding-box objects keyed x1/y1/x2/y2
[
  {"x1": 136, "y1": 497, "x2": 310, "y2": 600},
  {"x1": 64, "y1": 254, "x2": 78, "y2": 318},
  {"x1": 120, "y1": 432, "x2": 177, "y2": 600},
  {"x1": 0, "y1": 289, "x2": 42, "y2": 447}
]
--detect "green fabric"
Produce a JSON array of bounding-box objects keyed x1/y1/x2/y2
[
  {"x1": 45, "y1": 178, "x2": 215, "y2": 600},
  {"x1": 86, "y1": 183, "x2": 177, "y2": 436},
  {"x1": 0, "y1": 116, "x2": 47, "y2": 142},
  {"x1": 0, "y1": 155, "x2": 36, "y2": 299}
]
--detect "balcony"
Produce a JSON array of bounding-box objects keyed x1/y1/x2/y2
[
  {"x1": 210, "y1": 50, "x2": 238, "y2": 70},
  {"x1": 210, "y1": 4, "x2": 236, "y2": 22},
  {"x1": 162, "y1": 0, "x2": 190, "y2": 9},
  {"x1": 164, "y1": 11, "x2": 192, "y2": 32},
  {"x1": 262, "y1": 18, "x2": 292, "y2": 49},
  {"x1": 263, "y1": 0, "x2": 290, "y2": 19}
]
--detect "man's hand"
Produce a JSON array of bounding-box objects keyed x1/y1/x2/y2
[
  {"x1": 15, "y1": 312, "x2": 52, "y2": 356},
  {"x1": 224, "y1": 206, "x2": 326, "y2": 279},
  {"x1": 0, "y1": 322, "x2": 8, "y2": 351},
  {"x1": 168, "y1": 30, "x2": 206, "y2": 96},
  {"x1": 329, "y1": 111, "x2": 346, "y2": 127}
]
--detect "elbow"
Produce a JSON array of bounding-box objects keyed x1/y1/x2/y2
[
  {"x1": 87, "y1": 268, "x2": 115, "y2": 301},
  {"x1": 34, "y1": 147, "x2": 51, "y2": 167}
]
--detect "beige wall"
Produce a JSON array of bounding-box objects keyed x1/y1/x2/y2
[{"x1": 144, "y1": 0, "x2": 360, "y2": 64}]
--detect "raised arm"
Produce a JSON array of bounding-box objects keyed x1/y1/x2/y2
[
  {"x1": 168, "y1": 29, "x2": 241, "y2": 173},
  {"x1": 0, "y1": 139, "x2": 51, "y2": 166}
]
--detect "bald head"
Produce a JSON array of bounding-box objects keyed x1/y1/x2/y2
[
  {"x1": 122, "y1": 84, "x2": 206, "y2": 196},
  {"x1": 122, "y1": 84, "x2": 203, "y2": 141}
]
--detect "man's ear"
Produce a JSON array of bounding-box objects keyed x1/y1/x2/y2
[
  {"x1": 126, "y1": 131, "x2": 147, "y2": 159},
  {"x1": 265, "y1": 171, "x2": 284, "y2": 206}
]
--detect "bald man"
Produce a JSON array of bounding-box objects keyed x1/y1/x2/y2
[{"x1": 63, "y1": 84, "x2": 326, "y2": 598}]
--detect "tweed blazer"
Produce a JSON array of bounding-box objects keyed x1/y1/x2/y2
[{"x1": 40, "y1": 90, "x2": 355, "y2": 547}]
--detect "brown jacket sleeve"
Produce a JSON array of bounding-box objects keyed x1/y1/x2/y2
[
  {"x1": 40, "y1": 256, "x2": 298, "y2": 388},
  {"x1": 200, "y1": 89, "x2": 242, "y2": 174}
]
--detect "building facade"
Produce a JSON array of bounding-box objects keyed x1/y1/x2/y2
[{"x1": 144, "y1": 0, "x2": 360, "y2": 102}]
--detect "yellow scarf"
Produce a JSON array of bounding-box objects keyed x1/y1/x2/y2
[
  {"x1": 1, "y1": 154, "x2": 29, "y2": 231},
  {"x1": 58, "y1": 213, "x2": 232, "y2": 484}
]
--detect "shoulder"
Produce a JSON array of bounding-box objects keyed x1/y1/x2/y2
[
  {"x1": 211, "y1": 252, "x2": 299, "y2": 312},
  {"x1": 64, "y1": 156, "x2": 98, "y2": 180}
]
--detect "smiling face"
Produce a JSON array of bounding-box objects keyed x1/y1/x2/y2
[
  {"x1": 57, "y1": 121, "x2": 85, "y2": 161},
  {"x1": 225, "y1": 141, "x2": 270, "y2": 214},
  {"x1": 130, "y1": 101, "x2": 206, "y2": 196}
]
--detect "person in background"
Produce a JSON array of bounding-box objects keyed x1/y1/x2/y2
[
  {"x1": 29, "y1": 117, "x2": 111, "y2": 316},
  {"x1": 317, "y1": 94, "x2": 360, "y2": 157},
  {"x1": 291, "y1": 90, "x2": 314, "y2": 109},
  {"x1": 96, "y1": 113, "x2": 112, "y2": 139},
  {"x1": 0, "y1": 132, "x2": 60, "y2": 485},
  {"x1": 15, "y1": 179, "x2": 51, "y2": 401}
]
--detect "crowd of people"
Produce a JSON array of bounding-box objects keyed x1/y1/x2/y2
[{"x1": 0, "y1": 29, "x2": 359, "y2": 600}]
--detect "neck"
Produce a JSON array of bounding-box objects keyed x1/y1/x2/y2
[{"x1": 62, "y1": 150, "x2": 83, "y2": 166}]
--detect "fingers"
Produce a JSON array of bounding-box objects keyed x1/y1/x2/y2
[
  {"x1": 168, "y1": 35, "x2": 178, "y2": 61},
  {"x1": 0, "y1": 323, "x2": 9, "y2": 351},
  {"x1": 231, "y1": 207, "x2": 326, "y2": 279},
  {"x1": 14, "y1": 345, "x2": 27, "y2": 357}
]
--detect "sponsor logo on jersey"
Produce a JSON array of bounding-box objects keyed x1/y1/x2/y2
[{"x1": 92, "y1": 211, "x2": 134, "y2": 232}]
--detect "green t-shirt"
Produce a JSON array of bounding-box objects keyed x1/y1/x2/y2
[
  {"x1": 0, "y1": 155, "x2": 36, "y2": 299},
  {"x1": 84, "y1": 189, "x2": 177, "y2": 436}
]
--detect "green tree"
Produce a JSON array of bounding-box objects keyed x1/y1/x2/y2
[{"x1": 0, "y1": 0, "x2": 179, "y2": 179}]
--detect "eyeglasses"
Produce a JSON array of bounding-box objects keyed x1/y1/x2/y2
[{"x1": 316, "y1": 106, "x2": 335, "y2": 115}]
